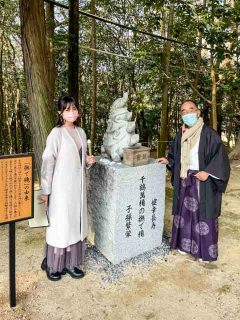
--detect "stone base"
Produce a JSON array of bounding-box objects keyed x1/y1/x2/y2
[{"x1": 87, "y1": 157, "x2": 166, "y2": 265}]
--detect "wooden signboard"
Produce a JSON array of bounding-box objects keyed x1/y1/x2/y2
[
  {"x1": 0, "y1": 154, "x2": 34, "y2": 225},
  {"x1": 0, "y1": 153, "x2": 34, "y2": 308}
]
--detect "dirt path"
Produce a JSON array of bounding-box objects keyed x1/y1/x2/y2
[{"x1": 0, "y1": 164, "x2": 239, "y2": 320}]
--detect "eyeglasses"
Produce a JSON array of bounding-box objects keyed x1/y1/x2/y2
[{"x1": 181, "y1": 108, "x2": 198, "y2": 115}]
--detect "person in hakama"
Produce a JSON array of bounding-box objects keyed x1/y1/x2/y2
[
  {"x1": 156, "y1": 100, "x2": 230, "y2": 262},
  {"x1": 39, "y1": 96, "x2": 96, "y2": 281}
]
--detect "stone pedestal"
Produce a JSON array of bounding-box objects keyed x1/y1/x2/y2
[{"x1": 87, "y1": 157, "x2": 166, "y2": 264}]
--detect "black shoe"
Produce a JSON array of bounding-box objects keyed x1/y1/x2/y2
[
  {"x1": 41, "y1": 258, "x2": 47, "y2": 271},
  {"x1": 41, "y1": 258, "x2": 62, "y2": 281},
  {"x1": 62, "y1": 267, "x2": 85, "y2": 279},
  {"x1": 46, "y1": 270, "x2": 62, "y2": 281}
]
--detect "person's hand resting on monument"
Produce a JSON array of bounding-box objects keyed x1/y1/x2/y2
[{"x1": 155, "y1": 157, "x2": 169, "y2": 165}]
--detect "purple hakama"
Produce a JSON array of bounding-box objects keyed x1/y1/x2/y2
[
  {"x1": 171, "y1": 170, "x2": 218, "y2": 261},
  {"x1": 45, "y1": 240, "x2": 86, "y2": 273}
]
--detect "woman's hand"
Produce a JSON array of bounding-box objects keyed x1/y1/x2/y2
[
  {"x1": 195, "y1": 171, "x2": 209, "y2": 181},
  {"x1": 38, "y1": 194, "x2": 49, "y2": 210},
  {"x1": 156, "y1": 157, "x2": 169, "y2": 165},
  {"x1": 86, "y1": 155, "x2": 96, "y2": 167}
]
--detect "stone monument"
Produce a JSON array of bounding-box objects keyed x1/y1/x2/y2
[
  {"x1": 87, "y1": 159, "x2": 166, "y2": 265},
  {"x1": 87, "y1": 93, "x2": 166, "y2": 265}
]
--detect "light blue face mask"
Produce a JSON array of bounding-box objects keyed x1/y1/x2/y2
[{"x1": 182, "y1": 113, "x2": 198, "y2": 127}]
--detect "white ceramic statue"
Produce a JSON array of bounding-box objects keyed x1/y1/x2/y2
[{"x1": 101, "y1": 92, "x2": 139, "y2": 161}]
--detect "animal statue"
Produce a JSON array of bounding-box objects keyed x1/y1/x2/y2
[{"x1": 101, "y1": 92, "x2": 139, "y2": 161}]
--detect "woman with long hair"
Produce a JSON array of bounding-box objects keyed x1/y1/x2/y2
[{"x1": 39, "y1": 95, "x2": 95, "y2": 281}]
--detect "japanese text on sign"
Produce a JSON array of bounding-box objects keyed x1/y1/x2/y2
[{"x1": 0, "y1": 155, "x2": 33, "y2": 224}]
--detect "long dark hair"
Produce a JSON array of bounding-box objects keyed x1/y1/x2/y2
[{"x1": 56, "y1": 95, "x2": 80, "y2": 127}]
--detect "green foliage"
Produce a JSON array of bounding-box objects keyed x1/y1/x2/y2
[{"x1": 0, "y1": 0, "x2": 31, "y2": 154}]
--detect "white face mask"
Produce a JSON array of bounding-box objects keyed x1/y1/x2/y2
[
  {"x1": 62, "y1": 110, "x2": 79, "y2": 123},
  {"x1": 182, "y1": 113, "x2": 198, "y2": 127}
]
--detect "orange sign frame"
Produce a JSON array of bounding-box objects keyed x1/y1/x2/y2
[{"x1": 0, "y1": 153, "x2": 34, "y2": 225}]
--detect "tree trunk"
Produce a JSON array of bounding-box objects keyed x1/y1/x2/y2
[
  {"x1": 90, "y1": 0, "x2": 97, "y2": 150},
  {"x1": 19, "y1": 0, "x2": 55, "y2": 177},
  {"x1": 12, "y1": 88, "x2": 21, "y2": 153},
  {"x1": 210, "y1": 53, "x2": 218, "y2": 131},
  {"x1": 158, "y1": 7, "x2": 173, "y2": 157},
  {"x1": 226, "y1": 117, "x2": 233, "y2": 150},
  {"x1": 45, "y1": 1, "x2": 56, "y2": 98},
  {"x1": 0, "y1": 28, "x2": 4, "y2": 154},
  {"x1": 136, "y1": 110, "x2": 149, "y2": 146},
  {"x1": 6, "y1": 36, "x2": 23, "y2": 153},
  {"x1": 192, "y1": 0, "x2": 205, "y2": 101},
  {"x1": 68, "y1": 0, "x2": 79, "y2": 103},
  {"x1": 3, "y1": 86, "x2": 13, "y2": 154},
  {"x1": 229, "y1": 131, "x2": 240, "y2": 160},
  {"x1": 216, "y1": 90, "x2": 223, "y2": 136},
  {"x1": 192, "y1": 33, "x2": 202, "y2": 101}
]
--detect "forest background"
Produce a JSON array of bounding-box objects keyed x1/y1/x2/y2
[{"x1": 0, "y1": 0, "x2": 240, "y2": 176}]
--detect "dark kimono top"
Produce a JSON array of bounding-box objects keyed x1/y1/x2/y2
[{"x1": 167, "y1": 124, "x2": 230, "y2": 220}]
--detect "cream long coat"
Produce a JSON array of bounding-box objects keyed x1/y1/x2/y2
[{"x1": 41, "y1": 126, "x2": 88, "y2": 248}]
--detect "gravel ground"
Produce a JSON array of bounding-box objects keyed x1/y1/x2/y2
[
  {"x1": 0, "y1": 162, "x2": 239, "y2": 320},
  {"x1": 85, "y1": 239, "x2": 170, "y2": 284}
]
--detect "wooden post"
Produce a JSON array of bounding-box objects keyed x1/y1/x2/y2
[{"x1": 9, "y1": 222, "x2": 16, "y2": 308}]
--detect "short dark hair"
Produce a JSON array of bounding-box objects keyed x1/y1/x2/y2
[{"x1": 56, "y1": 95, "x2": 80, "y2": 127}]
